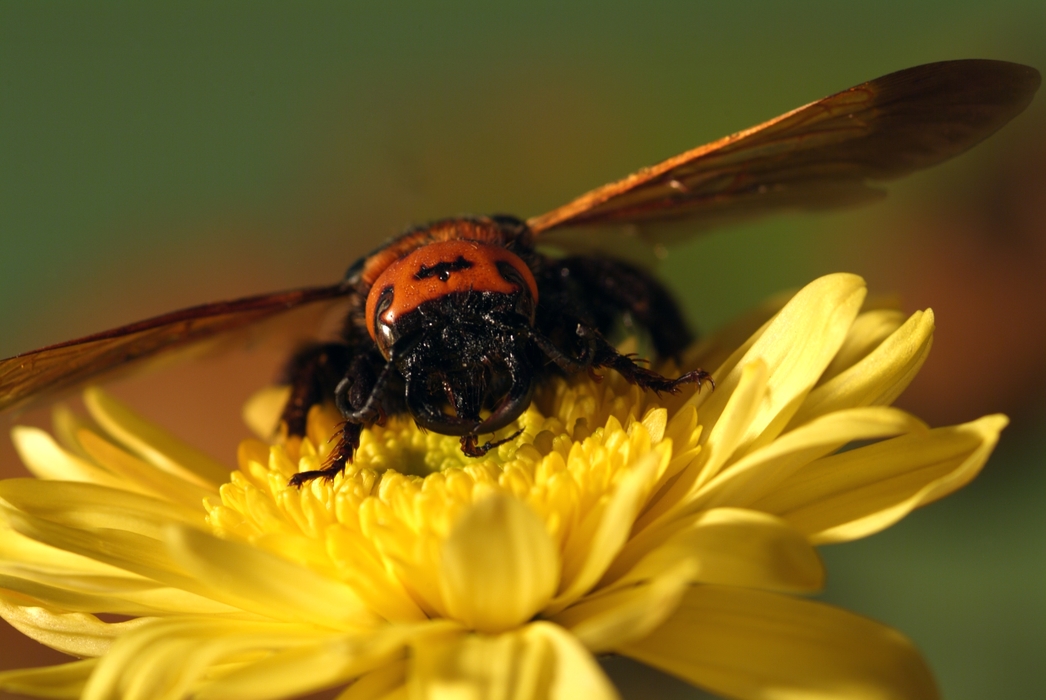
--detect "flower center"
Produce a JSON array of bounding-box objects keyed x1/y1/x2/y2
[{"x1": 205, "y1": 376, "x2": 687, "y2": 625}]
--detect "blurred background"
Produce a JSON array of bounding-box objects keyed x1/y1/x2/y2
[{"x1": 1, "y1": 2, "x2": 1043, "y2": 698}]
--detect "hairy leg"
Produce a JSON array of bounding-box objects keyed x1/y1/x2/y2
[
  {"x1": 580, "y1": 325, "x2": 713, "y2": 394},
  {"x1": 285, "y1": 346, "x2": 394, "y2": 487}
]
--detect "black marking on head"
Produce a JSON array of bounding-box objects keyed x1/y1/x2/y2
[{"x1": 415, "y1": 255, "x2": 473, "y2": 282}]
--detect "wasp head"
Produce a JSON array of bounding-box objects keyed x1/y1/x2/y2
[{"x1": 388, "y1": 291, "x2": 538, "y2": 442}]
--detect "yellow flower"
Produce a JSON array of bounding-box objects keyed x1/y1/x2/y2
[{"x1": 0, "y1": 273, "x2": 1004, "y2": 700}]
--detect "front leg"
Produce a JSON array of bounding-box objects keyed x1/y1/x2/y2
[
  {"x1": 580, "y1": 324, "x2": 713, "y2": 395},
  {"x1": 288, "y1": 421, "x2": 365, "y2": 487},
  {"x1": 288, "y1": 349, "x2": 393, "y2": 487}
]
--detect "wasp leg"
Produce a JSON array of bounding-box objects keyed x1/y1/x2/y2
[
  {"x1": 279, "y1": 342, "x2": 352, "y2": 437},
  {"x1": 525, "y1": 324, "x2": 594, "y2": 373},
  {"x1": 460, "y1": 429, "x2": 525, "y2": 457},
  {"x1": 581, "y1": 325, "x2": 714, "y2": 395},
  {"x1": 556, "y1": 256, "x2": 694, "y2": 358},
  {"x1": 288, "y1": 421, "x2": 364, "y2": 487},
  {"x1": 337, "y1": 359, "x2": 395, "y2": 423},
  {"x1": 289, "y1": 351, "x2": 395, "y2": 487}
]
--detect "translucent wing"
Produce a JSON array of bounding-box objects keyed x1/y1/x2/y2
[
  {"x1": 528, "y1": 59, "x2": 1041, "y2": 241},
  {"x1": 0, "y1": 284, "x2": 351, "y2": 413}
]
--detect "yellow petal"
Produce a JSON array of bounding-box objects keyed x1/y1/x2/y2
[
  {"x1": 0, "y1": 591, "x2": 151, "y2": 657},
  {"x1": 83, "y1": 388, "x2": 229, "y2": 488},
  {"x1": 637, "y1": 360, "x2": 767, "y2": 530},
  {"x1": 547, "y1": 451, "x2": 660, "y2": 614},
  {"x1": 440, "y1": 494, "x2": 559, "y2": 633},
  {"x1": 51, "y1": 402, "x2": 101, "y2": 460},
  {"x1": 197, "y1": 623, "x2": 451, "y2": 700},
  {"x1": 0, "y1": 480, "x2": 220, "y2": 600},
  {"x1": 165, "y1": 524, "x2": 379, "y2": 629},
  {"x1": 1, "y1": 507, "x2": 220, "y2": 598},
  {"x1": 411, "y1": 623, "x2": 619, "y2": 700},
  {"x1": 0, "y1": 523, "x2": 234, "y2": 615},
  {"x1": 681, "y1": 287, "x2": 794, "y2": 374},
  {"x1": 612, "y1": 508, "x2": 823, "y2": 594},
  {"x1": 551, "y1": 558, "x2": 695, "y2": 652},
  {"x1": 690, "y1": 407, "x2": 928, "y2": 512},
  {"x1": 752, "y1": 415, "x2": 1007, "y2": 544},
  {"x1": 327, "y1": 523, "x2": 429, "y2": 624},
  {"x1": 690, "y1": 273, "x2": 866, "y2": 460},
  {"x1": 76, "y1": 428, "x2": 217, "y2": 508},
  {"x1": 0, "y1": 524, "x2": 134, "y2": 577},
  {"x1": 0, "y1": 479, "x2": 206, "y2": 534},
  {"x1": 11, "y1": 426, "x2": 130, "y2": 489},
  {"x1": 0, "y1": 658, "x2": 96, "y2": 700},
  {"x1": 527, "y1": 622, "x2": 621, "y2": 700},
  {"x1": 243, "y1": 385, "x2": 292, "y2": 439},
  {"x1": 789, "y1": 310, "x2": 934, "y2": 428},
  {"x1": 81, "y1": 618, "x2": 325, "y2": 700},
  {"x1": 819, "y1": 309, "x2": 909, "y2": 383},
  {"x1": 0, "y1": 569, "x2": 233, "y2": 618},
  {"x1": 620, "y1": 585, "x2": 939, "y2": 700},
  {"x1": 335, "y1": 659, "x2": 408, "y2": 700}
]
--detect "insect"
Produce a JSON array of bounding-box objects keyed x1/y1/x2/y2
[{"x1": 0, "y1": 59, "x2": 1039, "y2": 486}]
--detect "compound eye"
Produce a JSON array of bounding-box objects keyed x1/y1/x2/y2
[
  {"x1": 372, "y1": 286, "x2": 396, "y2": 358},
  {"x1": 496, "y1": 261, "x2": 535, "y2": 321}
]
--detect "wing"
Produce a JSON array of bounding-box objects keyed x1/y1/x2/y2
[
  {"x1": 0, "y1": 284, "x2": 352, "y2": 413},
  {"x1": 528, "y1": 59, "x2": 1041, "y2": 240}
]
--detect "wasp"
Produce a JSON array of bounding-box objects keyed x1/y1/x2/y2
[{"x1": 0, "y1": 60, "x2": 1039, "y2": 486}]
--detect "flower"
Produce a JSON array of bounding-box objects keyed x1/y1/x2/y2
[{"x1": 0, "y1": 273, "x2": 1004, "y2": 700}]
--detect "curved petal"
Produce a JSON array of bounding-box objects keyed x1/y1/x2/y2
[
  {"x1": 440, "y1": 494, "x2": 559, "y2": 633},
  {"x1": 411, "y1": 623, "x2": 619, "y2": 700},
  {"x1": 0, "y1": 571, "x2": 236, "y2": 617},
  {"x1": 689, "y1": 273, "x2": 867, "y2": 460},
  {"x1": 528, "y1": 622, "x2": 621, "y2": 700},
  {"x1": 242, "y1": 386, "x2": 293, "y2": 440},
  {"x1": 11, "y1": 426, "x2": 130, "y2": 489},
  {"x1": 619, "y1": 585, "x2": 939, "y2": 700},
  {"x1": 752, "y1": 415, "x2": 1007, "y2": 544},
  {"x1": 0, "y1": 526, "x2": 139, "y2": 577},
  {"x1": 690, "y1": 407, "x2": 927, "y2": 512},
  {"x1": 83, "y1": 388, "x2": 229, "y2": 488},
  {"x1": 75, "y1": 429, "x2": 217, "y2": 508},
  {"x1": 0, "y1": 591, "x2": 152, "y2": 657},
  {"x1": 681, "y1": 288, "x2": 792, "y2": 374},
  {"x1": 0, "y1": 508, "x2": 221, "y2": 598},
  {"x1": 0, "y1": 658, "x2": 97, "y2": 700},
  {"x1": 0, "y1": 524, "x2": 237, "y2": 615},
  {"x1": 164, "y1": 524, "x2": 379, "y2": 629},
  {"x1": 789, "y1": 310, "x2": 934, "y2": 428},
  {"x1": 81, "y1": 618, "x2": 328, "y2": 700},
  {"x1": 196, "y1": 623, "x2": 452, "y2": 700},
  {"x1": 819, "y1": 309, "x2": 909, "y2": 383},
  {"x1": 637, "y1": 360, "x2": 767, "y2": 531},
  {"x1": 546, "y1": 451, "x2": 660, "y2": 614},
  {"x1": 612, "y1": 508, "x2": 823, "y2": 594},
  {"x1": 550, "y1": 559, "x2": 695, "y2": 653},
  {"x1": 0, "y1": 479, "x2": 207, "y2": 533},
  {"x1": 334, "y1": 659, "x2": 408, "y2": 700}
]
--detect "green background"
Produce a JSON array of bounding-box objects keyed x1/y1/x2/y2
[{"x1": 1, "y1": 2, "x2": 1044, "y2": 699}]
